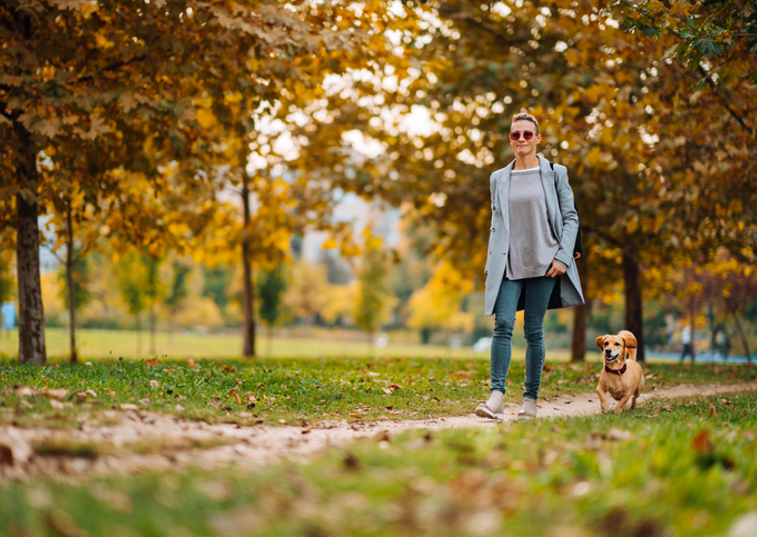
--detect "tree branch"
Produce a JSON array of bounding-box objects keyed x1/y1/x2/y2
[
  {"x1": 696, "y1": 64, "x2": 754, "y2": 137},
  {"x1": 68, "y1": 54, "x2": 147, "y2": 87}
]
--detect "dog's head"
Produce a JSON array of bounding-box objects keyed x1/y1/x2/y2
[{"x1": 595, "y1": 331, "x2": 638, "y2": 366}]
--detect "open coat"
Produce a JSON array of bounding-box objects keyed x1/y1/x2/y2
[{"x1": 484, "y1": 155, "x2": 585, "y2": 316}]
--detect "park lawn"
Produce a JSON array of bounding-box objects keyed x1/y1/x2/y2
[
  {"x1": 1, "y1": 392, "x2": 756, "y2": 536},
  {"x1": 1, "y1": 355, "x2": 755, "y2": 428},
  {"x1": 0, "y1": 327, "x2": 489, "y2": 360}
]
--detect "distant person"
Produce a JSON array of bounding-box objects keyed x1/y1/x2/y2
[
  {"x1": 680, "y1": 325, "x2": 694, "y2": 363},
  {"x1": 476, "y1": 112, "x2": 584, "y2": 421},
  {"x1": 720, "y1": 331, "x2": 731, "y2": 362}
]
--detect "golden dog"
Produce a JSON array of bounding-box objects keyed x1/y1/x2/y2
[{"x1": 595, "y1": 330, "x2": 645, "y2": 413}]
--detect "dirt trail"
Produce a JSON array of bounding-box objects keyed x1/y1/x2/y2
[{"x1": 2, "y1": 382, "x2": 756, "y2": 480}]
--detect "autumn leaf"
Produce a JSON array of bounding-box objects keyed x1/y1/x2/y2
[{"x1": 691, "y1": 430, "x2": 714, "y2": 455}]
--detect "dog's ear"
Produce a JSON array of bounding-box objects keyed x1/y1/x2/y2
[
  {"x1": 595, "y1": 336, "x2": 606, "y2": 350},
  {"x1": 622, "y1": 334, "x2": 638, "y2": 349}
]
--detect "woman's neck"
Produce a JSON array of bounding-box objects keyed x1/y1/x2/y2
[{"x1": 513, "y1": 155, "x2": 539, "y2": 170}]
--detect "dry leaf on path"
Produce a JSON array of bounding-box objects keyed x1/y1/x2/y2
[{"x1": 692, "y1": 430, "x2": 714, "y2": 455}]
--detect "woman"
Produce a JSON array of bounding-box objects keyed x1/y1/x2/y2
[{"x1": 476, "y1": 113, "x2": 584, "y2": 420}]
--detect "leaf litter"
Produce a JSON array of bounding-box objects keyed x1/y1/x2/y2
[{"x1": 0, "y1": 381, "x2": 755, "y2": 481}]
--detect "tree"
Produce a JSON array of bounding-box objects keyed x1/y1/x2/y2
[
  {"x1": 406, "y1": 262, "x2": 475, "y2": 344},
  {"x1": 277, "y1": 0, "x2": 756, "y2": 363},
  {"x1": 354, "y1": 242, "x2": 396, "y2": 343},
  {"x1": 257, "y1": 263, "x2": 288, "y2": 355},
  {"x1": 114, "y1": 252, "x2": 164, "y2": 356},
  {"x1": 164, "y1": 260, "x2": 191, "y2": 341},
  {"x1": 1, "y1": 0, "x2": 380, "y2": 364},
  {"x1": 55, "y1": 246, "x2": 92, "y2": 362}
]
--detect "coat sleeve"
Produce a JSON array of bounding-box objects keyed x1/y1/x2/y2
[{"x1": 553, "y1": 165, "x2": 579, "y2": 268}]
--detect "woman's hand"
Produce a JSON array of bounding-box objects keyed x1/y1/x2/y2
[{"x1": 547, "y1": 259, "x2": 567, "y2": 278}]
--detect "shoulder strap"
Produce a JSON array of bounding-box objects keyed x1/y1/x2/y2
[{"x1": 550, "y1": 160, "x2": 583, "y2": 258}]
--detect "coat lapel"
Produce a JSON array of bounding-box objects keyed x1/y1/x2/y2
[{"x1": 538, "y1": 155, "x2": 560, "y2": 240}]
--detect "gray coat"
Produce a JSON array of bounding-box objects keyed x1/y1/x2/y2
[{"x1": 484, "y1": 155, "x2": 585, "y2": 316}]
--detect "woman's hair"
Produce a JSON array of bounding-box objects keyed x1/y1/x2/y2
[{"x1": 511, "y1": 113, "x2": 539, "y2": 135}]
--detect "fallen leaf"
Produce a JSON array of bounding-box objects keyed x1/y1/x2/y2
[
  {"x1": 607, "y1": 428, "x2": 634, "y2": 442},
  {"x1": 16, "y1": 387, "x2": 36, "y2": 397},
  {"x1": 692, "y1": 430, "x2": 714, "y2": 455},
  {"x1": 720, "y1": 398, "x2": 732, "y2": 405},
  {"x1": 343, "y1": 452, "x2": 360, "y2": 470},
  {"x1": 381, "y1": 387, "x2": 393, "y2": 395},
  {"x1": 138, "y1": 397, "x2": 151, "y2": 406},
  {"x1": 146, "y1": 358, "x2": 158, "y2": 367},
  {"x1": 350, "y1": 414, "x2": 363, "y2": 418},
  {"x1": 709, "y1": 402, "x2": 717, "y2": 418},
  {"x1": 187, "y1": 359, "x2": 197, "y2": 368},
  {"x1": 120, "y1": 404, "x2": 139, "y2": 410},
  {"x1": 149, "y1": 380, "x2": 159, "y2": 388},
  {"x1": 44, "y1": 389, "x2": 68, "y2": 400}
]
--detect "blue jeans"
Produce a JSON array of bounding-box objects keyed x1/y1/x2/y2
[{"x1": 490, "y1": 276, "x2": 557, "y2": 399}]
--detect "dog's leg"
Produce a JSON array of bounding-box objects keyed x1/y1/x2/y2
[
  {"x1": 615, "y1": 393, "x2": 632, "y2": 413},
  {"x1": 597, "y1": 387, "x2": 611, "y2": 413}
]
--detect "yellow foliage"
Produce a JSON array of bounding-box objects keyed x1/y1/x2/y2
[
  {"x1": 406, "y1": 262, "x2": 474, "y2": 332},
  {"x1": 41, "y1": 273, "x2": 65, "y2": 322},
  {"x1": 320, "y1": 282, "x2": 358, "y2": 325},
  {"x1": 174, "y1": 297, "x2": 225, "y2": 330}
]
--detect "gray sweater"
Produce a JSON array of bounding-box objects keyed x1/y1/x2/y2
[{"x1": 505, "y1": 167, "x2": 560, "y2": 280}]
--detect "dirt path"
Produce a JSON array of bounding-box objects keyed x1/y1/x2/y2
[{"x1": 2, "y1": 382, "x2": 756, "y2": 481}]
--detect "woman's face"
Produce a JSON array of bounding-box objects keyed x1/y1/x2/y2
[{"x1": 509, "y1": 120, "x2": 541, "y2": 158}]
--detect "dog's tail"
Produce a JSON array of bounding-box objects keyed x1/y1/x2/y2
[{"x1": 619, "y1": 330, "x2": 638, "y2": 361}]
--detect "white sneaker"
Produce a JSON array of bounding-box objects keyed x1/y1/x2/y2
[
  {"x1": 475, "y1": 390, "x2": 504, "y2": 420},
  {"x1": 517, "y1": 397, "x2": 537, "y2": 419}
]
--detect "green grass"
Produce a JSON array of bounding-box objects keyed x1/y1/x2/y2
[
  {"x1": 0, "y1": 327, "x2": 492, "y2": 360},
  {"x1": 2, "y1": 356, "x2": 755, "y2": 427},
  {"x1": 1, "y1": 392, "x2": 756, "y2": 536}
]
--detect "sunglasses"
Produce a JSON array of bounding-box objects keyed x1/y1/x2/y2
[{"x1": 510, "y1": 131, "x2": 535, "y2": 141}]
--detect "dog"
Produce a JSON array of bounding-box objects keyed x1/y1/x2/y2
[{"x1": 595, "y1": 330, "x2": 645, "y2": 413}]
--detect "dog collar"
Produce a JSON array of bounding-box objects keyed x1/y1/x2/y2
[{"x1": 605, "y1": 363, "x2": 627, "y2": 376}]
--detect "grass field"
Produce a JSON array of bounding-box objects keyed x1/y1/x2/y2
[
  {"x1": 2, "y1": 353, "x2": 754, "y2": 428},
  {"x1": 2, "y1": 390, "x2": 756, "y2": 536},
  {"x1": 0, "y1": 327, "x2": 499, "y2": 361}
]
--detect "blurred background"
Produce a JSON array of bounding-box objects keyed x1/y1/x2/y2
[{"x1": 1, "y1": 0, "x2": 755, "y2": 363}]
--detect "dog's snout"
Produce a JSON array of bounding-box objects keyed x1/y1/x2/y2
[{"x1": 604, "y1": 349, "x2": 613, "y2": 356}]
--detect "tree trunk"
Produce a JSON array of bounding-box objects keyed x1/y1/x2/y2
[
  {"x1": 571, "y1": 305, "x2": 587, "y2": 362},
  {"x1": 570, "y1": 262, "x2": 588, "y2": 362},
  {"x1": 688, "y1": 313, "x2": 697, "y2": 363},
  {"x1": 622, "y1": 251, "x2": 645, "y2": 362},
  {"x1": 732, "y1": 313, "x2": 752, "y2": 364},
  {"x1": 149, "y1": 304, "x2": 156, "y2": 356},
  {"x1": 16, "y1": 146, "x2": 47, "y2": 365},
  {"x1": 136, "y1": 312, "x2": 142, "y2": 356},
  {"x1": 241, "y1": 174, "x2": 256, "y2": 358},
  {"x1": 65, "y1": 203, "x2": 78, "y2": 364}
]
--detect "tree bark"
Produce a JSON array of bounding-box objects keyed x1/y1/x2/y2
[
  {"x1": 732, "y1": 313, "x2": 752, "y2": 364},
  {"x1": 65, "y1": 204, "x2": 78, "y2": 364},
  {"x1": 571, "y1": 262, "x2": 588, "y2": 362},
  {"x1": 622, "y1": 251, "x2": 645, "y2": 362},
  {"x1": 571, "y1": 305, "x2": 587, "y2": 362},
  {"x1": 241, "y1": 174, "x2": 256, "y2": 358},
  {"x1": 16, "y1": 147, "x2": 47, "y2": 365}
]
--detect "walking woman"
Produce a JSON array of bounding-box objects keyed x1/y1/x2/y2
[{"x1": 476, "y1": 113, "x2": 584, "y2": 420}]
